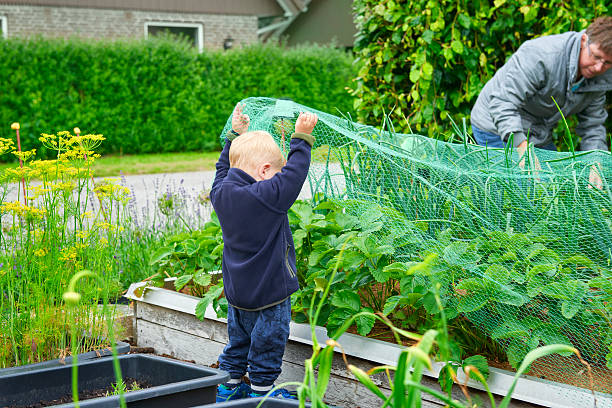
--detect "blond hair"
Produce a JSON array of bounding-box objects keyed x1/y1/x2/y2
[{"x1": 229, "y1": 131, "x2": 285, "y2": 174}]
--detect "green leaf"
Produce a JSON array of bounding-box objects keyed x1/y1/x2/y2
[
  {"x1": 492, "y1": 284, "x2": 525, "y2": 307},
  {"x1": 383, "y1": 295, "x2": 403, "y2": 315},
  {"x1": 491, "y1": 318, "x2": 529, "y2": 340},
  {"x1": 451, "y1": 40, "x2": 464, "y2": 54},
  {"x1": 562, "y1": 255, "x2": 594, "y2": 269},
  {"x1": 422, "y1": 62, "x2": 434, "y2": 80},
  {"x1": 356, "y1": 308, "x2": 375, "y2": 335},
  {"x1": 370, "y1": 265, "x2": 391, "y2": 283},
  {"x1": 506, "y1": 339, "x2": 529, "y2": 369},
  {"x1": 327, "y1": 308, "x2": 353, "y2": 332},
  {"x1": 443, "y1": 242, "x2": 480, "y2": 267},
  {"x1": 174, "y1": 274, "x2": 193, "y2": 291},
  {"x1": 195, "y1": 297, "x2": 211, "y2": 321},
  {"x1": 560, "y1": 280, "x2": 587, "y2": 319},
  {"x1": 314, "y1": 277, "x2": 328, "y2": 292},
  {"x1": 348, "y1": 365, "x2": 387, "y2": 401},
  {"x1": 455, "y1": 278, "x2": 485, "y2": 292},
  {"x1": 316, "y1": 346, "x2": 334, "y2": 398},
  {"x1": 422, "y1": 30, "x2": 434, "y2": 44},
  {"x1": 438, "y1": 363, "x2": 455, "y2": 394},
  {"x1": 331, "y1": 290, "x2": 361, "y2": 311},
  {"x1": 149, "y1": 246, "x2": 174, "y2": 265},
  {"x1": 540, "y1": 282, "x2": 568, "y2": 299},
  {"x1": 457, "y1": 294, "x2": 488, "y2": 313},
  {"x1": 409, "y1": 66, "x2": 421, "y2": 82},
  {"x1": 193, "y1": 271, "x2": 212, "y2": 287},
  {"x1": 457, "y1": 14, "x2": 471, "y2": 29},
  {"x1": 484, "y1": 264, "x2": 509, "y2": 283},
  {"x1": 383, "y1": 261, "x2": 407, "y2": 274},
  {"x1": 463, "y1": 355, "x2": 489, "y2": 380}
]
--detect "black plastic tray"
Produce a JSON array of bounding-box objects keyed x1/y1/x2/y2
[
  {"x1": 209, "y1": 397, "x2": 309, "y2": 407},
  {"x1": 0, "y1": 340, "x2": 131, "y2": 376},
  {"x1": 0, "y1": 353, "x2": 229, "y2": 407}
]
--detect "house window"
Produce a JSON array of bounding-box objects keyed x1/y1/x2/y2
[
  {"x1": 0, "y1": 16, "x2": 7, "y2": 39},
  {"x1": 144, "y1": 22, "x2": 203, "y2": 52}
]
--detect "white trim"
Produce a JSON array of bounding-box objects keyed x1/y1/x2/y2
[
  {"x1": 126, "y1": 284, "x2": 612, "y2": 408},
  {"x1": 0, "y1": 16, "x2": 7, "y2": 39},
  {"x1": 143, "y1": 21, "x2": 203, "y2": 53}
]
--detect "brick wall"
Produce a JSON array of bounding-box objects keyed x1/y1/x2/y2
[{"x1": 0, "y1": 4, "x2": 258, "y2": 49}]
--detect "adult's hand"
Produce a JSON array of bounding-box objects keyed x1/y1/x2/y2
[
  {"x1": 589, "y1": 163, "x2": 603, "y2": 190},
  {"x1": 516, "y1": 140, "x2": 542, "y2": 173}
]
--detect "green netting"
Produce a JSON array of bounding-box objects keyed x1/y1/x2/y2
[{"x1": 221, "y1": 97, "x2": 612, "y2": 399}]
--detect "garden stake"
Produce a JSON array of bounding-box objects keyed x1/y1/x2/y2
[
  {"x1": 75, "y1": 127, "x2": 108, "y2": 222},
  {"x1": 11, "y1": 123, "x2": 27, "y2": 205}
]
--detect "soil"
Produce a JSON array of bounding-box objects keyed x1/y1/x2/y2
[
  {"x1": 343, "y1": 317, "x2": 612, "y2": 394},
  {"x1": 10, "y1": 377, "x2": 151, "y2": 408},
  {"x1": 488, "y1": 354, "x2": 612, "y2": 394}
]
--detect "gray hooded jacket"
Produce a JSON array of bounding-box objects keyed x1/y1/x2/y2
[{"x1": 471, "y1": 31, "x2": 612, "y2": 150}]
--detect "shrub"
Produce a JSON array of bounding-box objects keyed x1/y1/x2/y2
[{"x1": 0, "y1": 37, "x2": 355, "y2": 159}]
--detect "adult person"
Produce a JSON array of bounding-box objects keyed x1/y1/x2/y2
[{"x1": 470, "y1": 16, "x2": 612, "y2": 188}]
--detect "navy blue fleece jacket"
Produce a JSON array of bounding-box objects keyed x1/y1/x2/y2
[{"x1": 209, "y1": 132, "x2": 314, "y2": 310}]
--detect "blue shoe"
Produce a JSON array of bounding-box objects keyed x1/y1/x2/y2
[
  {"x1": 248, "y1": 388, "x2": 298, "y2": 400},
  {"x1": 216, "y1": 382, "x2": 252, "y2": 402}
]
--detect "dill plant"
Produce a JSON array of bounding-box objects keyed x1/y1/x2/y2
[{"x1": 0, "y1": 126, "x2": 131, "y2": 368}]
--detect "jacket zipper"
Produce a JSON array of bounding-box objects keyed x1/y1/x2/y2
[{"x1": 285, "y1": 245, "x2": 296, "y2": 278}]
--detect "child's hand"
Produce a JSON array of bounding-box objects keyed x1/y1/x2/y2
[
  {"x1": 295, "y1": 112, "x2": 318, "y2": 135},
  {"x1": 232, "y1": 103, "x2": 250, "y2": 135}
]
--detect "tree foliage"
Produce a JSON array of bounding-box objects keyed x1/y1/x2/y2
[{"x1": 351, "y1": 0, "x2": 610, "y2": 147}]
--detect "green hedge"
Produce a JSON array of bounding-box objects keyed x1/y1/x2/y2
[
  {"x1": 0, "y1": 37, "x2": 355, "y2": 158},
  {"x1": 351, "y1": 0, "x2": 611, "y2": 148}
]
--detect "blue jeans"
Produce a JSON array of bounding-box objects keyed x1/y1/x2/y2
[
  {"x1": 218, "y1": 298, "x2": 291, "y2": 387},
  {"x1": 472, "y1": 125, "x2": 557, "y2": 151}
]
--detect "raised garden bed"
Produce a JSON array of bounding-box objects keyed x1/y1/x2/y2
[
  {"x1": 0, "y1": 340, "x2": 130, "y2": 376},
  {"x1": 0, "y1": 353, "x2": 228, "y2": 408},
  {"x1": 126, "y1": 285, "x2": 611, "y2": 408}
]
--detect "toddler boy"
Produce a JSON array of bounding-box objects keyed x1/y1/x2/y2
[{"x1": 210, "y1": 103, "x2": 318, "y2": 401}]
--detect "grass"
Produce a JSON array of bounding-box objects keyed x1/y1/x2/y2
[
  {"x1": 0, "y1": 151, "x2": 221, "y2": 177},
  {"x1": 0, "y1": 146, "x2": 335, "y2": 178}
]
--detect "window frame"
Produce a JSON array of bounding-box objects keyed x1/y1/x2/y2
[
  {"x1": 0, "y1": 16, "x2": 7, "y2": 39},
  {"x1": 144, "y1": 21, "x2": 204, "y2": 52}
]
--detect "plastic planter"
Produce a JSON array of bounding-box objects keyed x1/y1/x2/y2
[
  {"x1": 0, "y1": 353, "x2": 229, "y2": 408},
  {"x1": 203, "y1": 398, "x2": 308, "y2": 407},
  {"x1": 0, "y1": 340, "x2": 130, "y2": 376}
]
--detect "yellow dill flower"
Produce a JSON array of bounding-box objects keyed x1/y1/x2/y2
[
  {"x1": 49, "y1": 181, "x2": 76, "y2": 193},
  {"x1": 0, "y1": 138, "x2": 15, "y2": 155},
  {"x1": 99, "y1": 237, "x2": 109, "y2": 246},
  {"x1": 0, "y1": 201, "x2": 46, "y2": 222},
  {"x1": 34, "y1": 248, "x2": 47, "y2": 257},
  {"x1": 39, "y1": 132, "x2": 72, "y2": 152},
  {"x1": 75, "y1": 230, "x2": 89, "y2": 240},
  {"x1": 95, "y1": 222, "x2": 111, "y2": 231},
  {"x1": 58, "y1": 246, "x2": 77, "y2": 262},
  {"x1": 28, "y1": 185, "x2": 51, "y2": 200},
  {"x1": 94, "y1": 179, "x2": 131, "y2": 204},
  {"x1": 12, "y1": 149, "x2": 36, "y2": 162}
]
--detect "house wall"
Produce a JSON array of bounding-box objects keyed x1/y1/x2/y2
[
  {"x1": 0, "y1": 4, "x2": 259, "y2": 49},
  {"x1": 284, "y1": 0, "x2": 356, "y2": 47}
]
